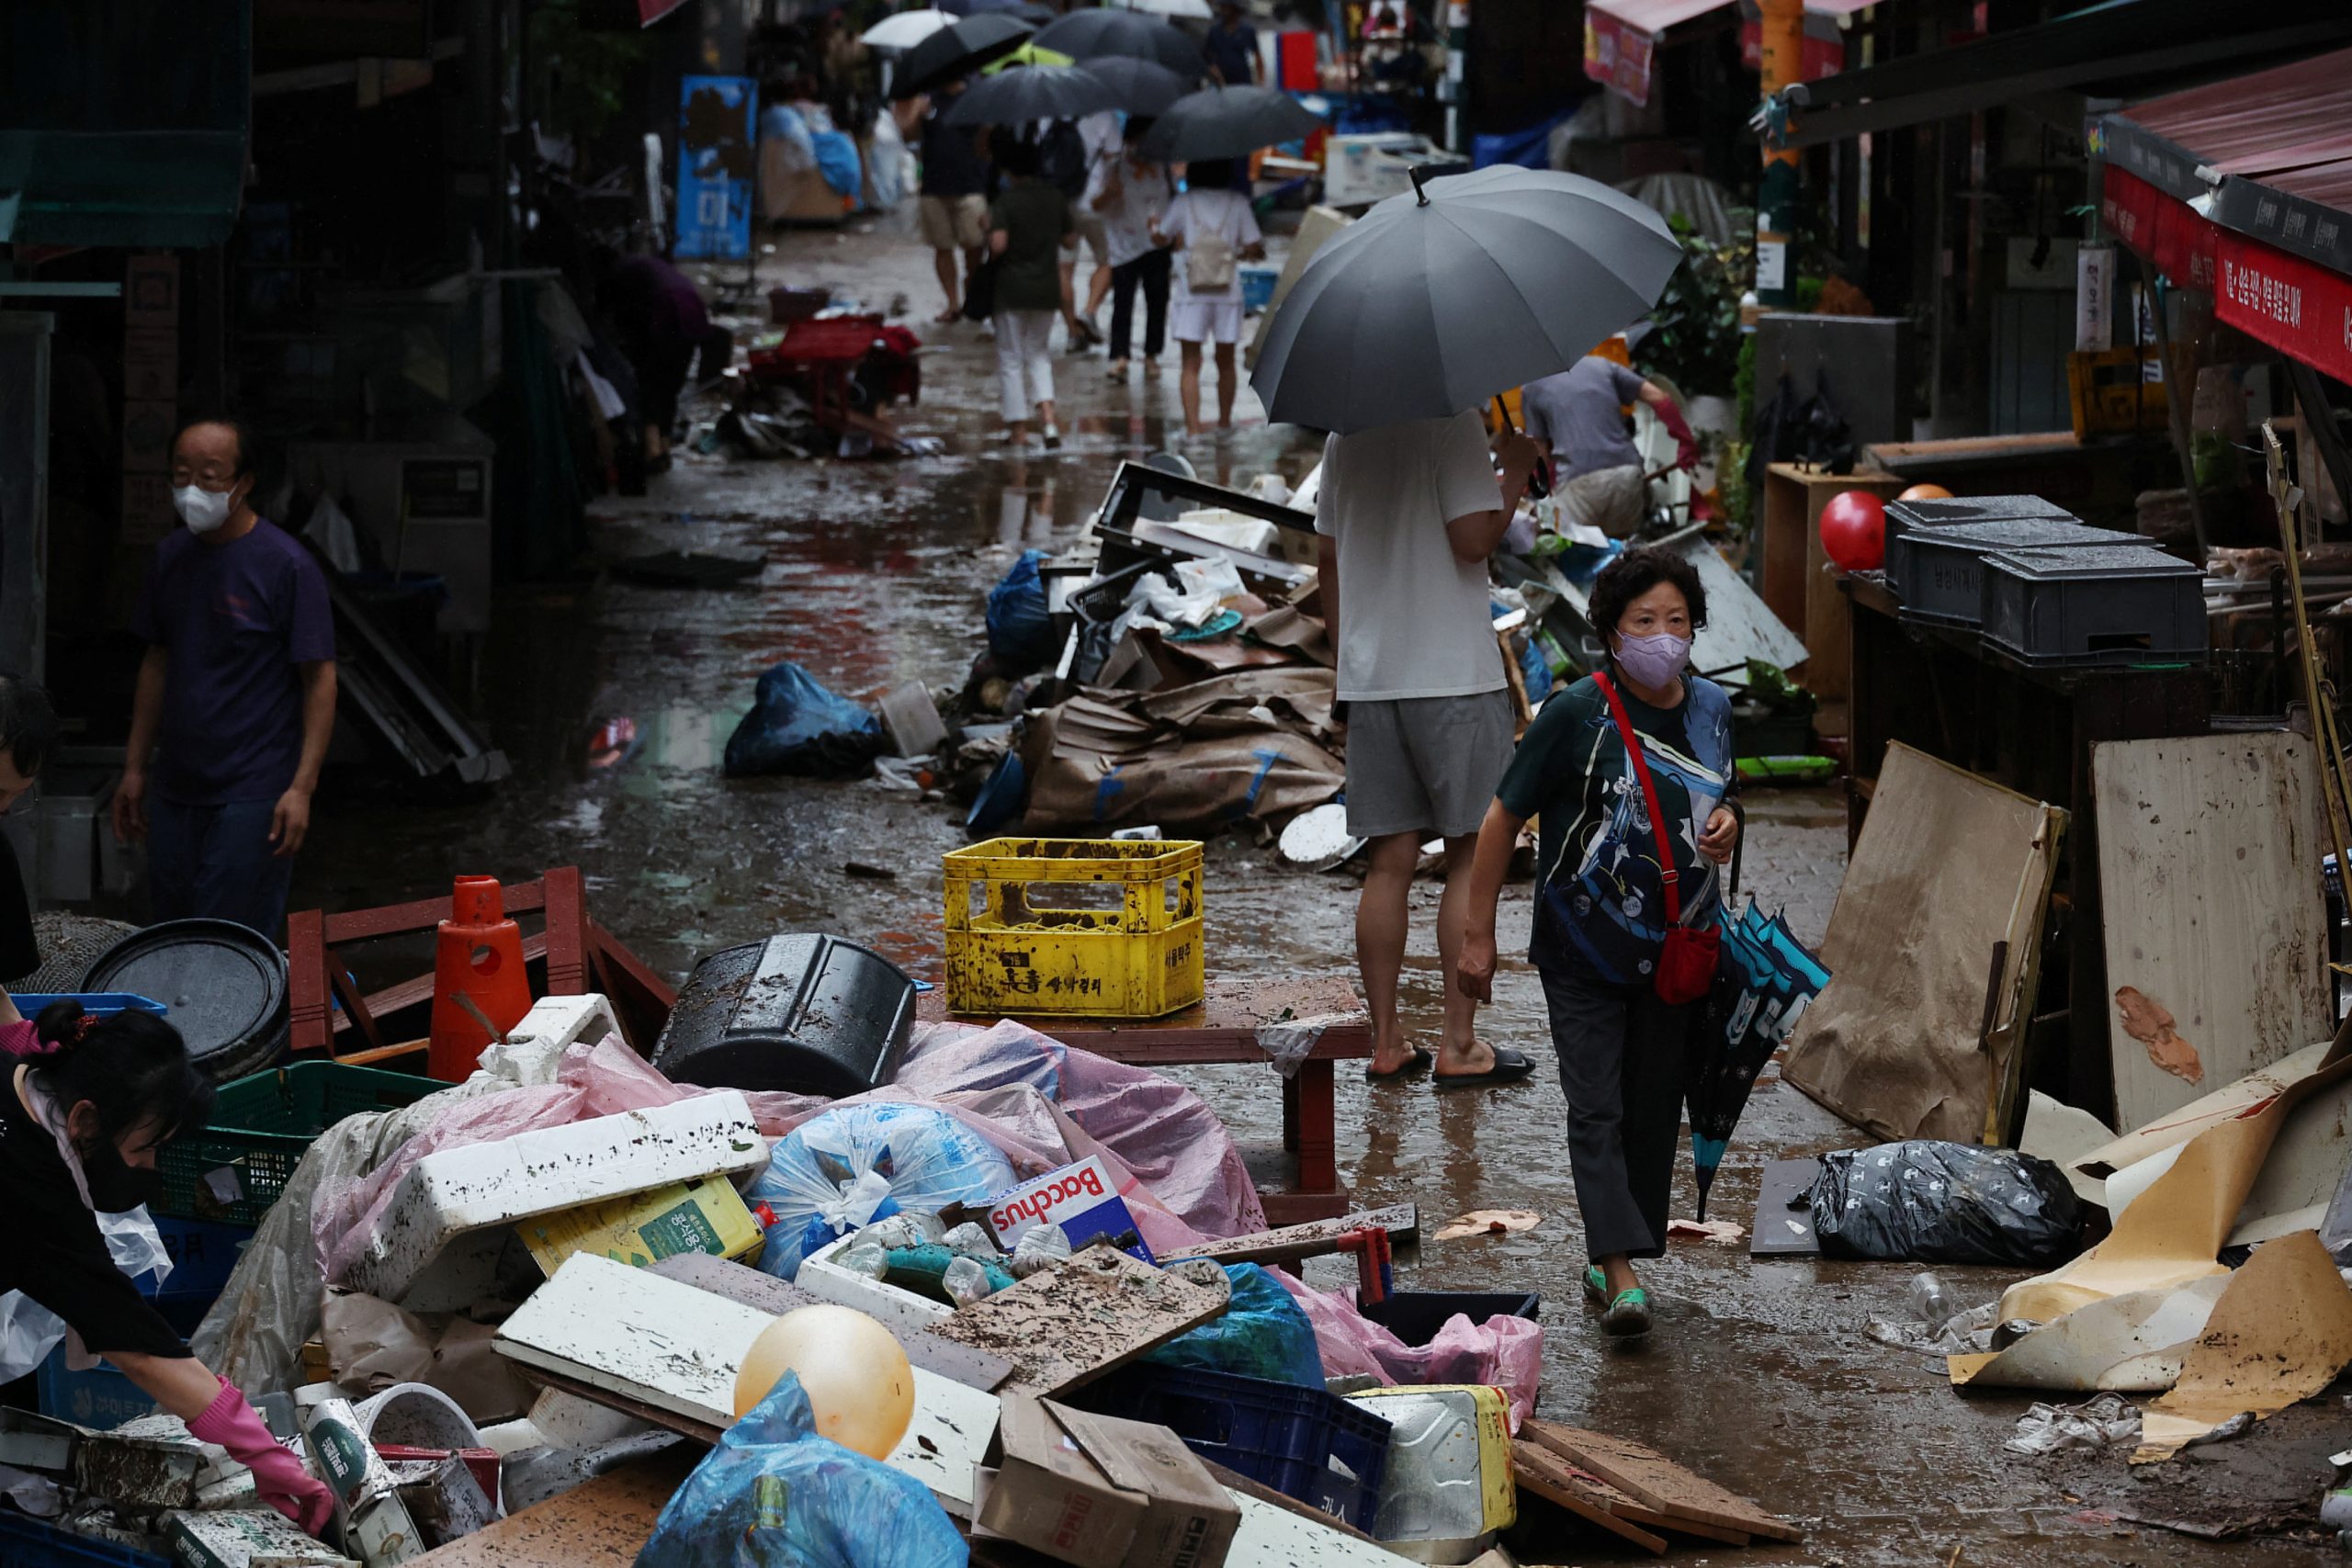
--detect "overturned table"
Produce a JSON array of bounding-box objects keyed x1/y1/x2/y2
[{"x1": 916, "y1": 976, "x2": 1373, "y2": 1224}]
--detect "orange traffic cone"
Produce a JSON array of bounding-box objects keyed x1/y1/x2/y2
[{"x1": 427, "y1": 875, "x2": 533, "y2": 1081}]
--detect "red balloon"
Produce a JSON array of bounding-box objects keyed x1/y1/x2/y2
[{"x1": 1820, "y1": 491, "x2": 1888, "y2": 571}]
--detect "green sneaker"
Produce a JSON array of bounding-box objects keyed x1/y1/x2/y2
[{"x1": 1601, "y1": 1287, "x2": 1653, "y2": 1339}]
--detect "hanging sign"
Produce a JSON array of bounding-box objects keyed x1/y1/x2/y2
[
  {"x1": 676, "y1": 75, "x2": 755, "y2": 262},
  {"x1": 2213, "y1": 230, "x2": 2352, "y2": 386}
]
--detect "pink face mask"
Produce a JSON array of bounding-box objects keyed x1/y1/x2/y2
[{"x1": 1613, "y1": 632, "x2": 1691, "y2": 689}]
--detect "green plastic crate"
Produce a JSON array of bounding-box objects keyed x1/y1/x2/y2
[{"x1": 158, "y1": 1062, "x2": 440, "y2": 1225}]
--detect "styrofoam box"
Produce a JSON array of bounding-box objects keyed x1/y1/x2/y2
[
  {"x1": 796, "y1": 1231, "x2": 953, "y2": 1338},
  {"x1": 345, "y1": 1093, "x2": 769, "y2": 1303}
]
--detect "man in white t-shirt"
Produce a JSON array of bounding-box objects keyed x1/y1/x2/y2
[{"x1": 1316, "y1": 411, "x2": 1543, "y2": 1086}]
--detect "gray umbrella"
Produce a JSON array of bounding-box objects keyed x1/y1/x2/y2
[
  {"x1": 1079, "y1": 56, "x2": 1193, "y2": 117},
  {"x1": 945, "y1": 63, "x2": 1122, "y2": 126},
  {"x1": 898, "y1": 13, "x2": 1033, "y2": 96},
  {"x1": 1034, "y1": 9, "x2": 1204, "y2": 76},
  {"x1": 1250, "y1": 165, "x2": 1683, "y2": 434},
  {"x1": 1137, "y1": 85, "x2": 1320, "y2": 164}
]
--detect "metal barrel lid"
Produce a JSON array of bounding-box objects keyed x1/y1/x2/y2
[{"x1": 78, "y1": 919, "x2": 290, "y2": 1065}]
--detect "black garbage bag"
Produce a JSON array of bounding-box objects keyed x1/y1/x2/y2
[
  {"x1": 723, "y1": 661, "x2": 887, "y2": 778},
  {"x1": 1809, "y1": 1141, "x2": 2084, "y2": 1267}
]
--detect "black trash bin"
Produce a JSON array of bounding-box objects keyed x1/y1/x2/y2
[
  {"x1": 81, "y1": 919, "x2": 290, "y2": 1083},
  {"x1": 651, "y1": 933, "x2": 915, "y2": 1098}
]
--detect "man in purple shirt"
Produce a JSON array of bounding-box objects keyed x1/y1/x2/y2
[{"x1": 112, "y1": 419, "x2": 337, "y2": 940}]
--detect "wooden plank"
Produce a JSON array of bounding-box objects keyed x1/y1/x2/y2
[
  {"x1": 1166, "y1": 1204, "x2": 1419, "y2": 1267},
  {"x1": 409, "y1": 1446, "x2": 697, "y2": 1567},
  {"x1": 2093, "y1": 733, "x2": 2332, "y2": 1134},
  {"x1": 1510, "y1": 1439, "x2": 1747, "y2": 1543},
  {"x1": 926, "y1": 1247, "x2": 1229, "y2": 1398},
  {"x1": 514, "y1": 1363, "x2": 725, "y2": 1447},
  {"x1": 1521, "y1": 1422, "x2": 1803, "y2": 1544},
  {"x1": 1510, "y1": 1445, "x2": 1668, "y2": 1555},
  {"x1": 650, "y1": 1254, "x2": 1017, "y2": 1392},
  {"x1": 914, "y1": 976, "x2": 1374, "y2": 1064}
]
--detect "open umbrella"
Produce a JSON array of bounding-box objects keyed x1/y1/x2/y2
[
  {"x1": 898, "y1": 12, "x2": 1034, "y2": 96},
  {"x1": 946, "y1": 62, "x2": 1121, "y2": 127},
  {"x1": 1114, "y1": 0, "x2": 1214, "y2": 17},
  {"x1": 1136, "y1": 85, "x2": 1320, "y2": 163},
  {"x1": 1079, "y1": 56, "x2": 1193, "y2": 117},
  {"x1": 1250, "y1": 164, "x2": 1681, "y2": 433},
  {"x1": 1034, "y1": 9, "x2": 1204, "y2": 76},
  {"x1": 1687, "y1": 899, "x2": 1831, "y2": 1220},
  {"x1": 861, "y1": 8, "x2": 952, "y2": 50},
  {"x1": 980, "y1": 40, "x2": 1074, "y2": 73}
]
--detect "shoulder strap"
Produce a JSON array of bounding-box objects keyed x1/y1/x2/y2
[{"x1": 1591, "y1": 671, "x2": 1681, "y2": 925}]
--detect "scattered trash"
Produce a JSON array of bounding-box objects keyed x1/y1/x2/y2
[
  {"x1": 1665, "y1": 1218, "x2": 1746, "y2": 1247},
  {"x1": 977, "y1": 1394, "x2": 1239, "y2": 1568},
  {"x1": 722, "y1": 662, "x2": 888, "y2": 778},
  {"x1": 1434, "y1": 1211, "x2": 1543, "y2": 1242},
  {"x1": 1864, "y1": 1299, "x2": 2002, "y2": 1358},
  {"x1": 1907, "y1": 1270, "x2": 1955, "y2": 1335},
  {"x1": 2005, "y1": 1394, "x2": 2142, "y2": 1457},
  {"x1": 745, "y1": 1103, "x2": 1017, "y2": 1280},
  {"x1": 1810, "y1": 1141, "x2": 2085, "y2": 1267}
]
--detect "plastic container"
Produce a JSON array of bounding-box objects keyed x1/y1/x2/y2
[
  {"x1": 1979, "y1": 544, "x2": 2207, "y2": 668},
  {"x1": 156, "y1": 1061, "x2": 438, "y2": 1225},
  {"x1": 1074, "y1": 1364, "x2": 1392, "y2": 1530},
  {"x1": 1239, "y1": 265, "x2": 1280, "y2": 312},
  {"x1": 651, "y1": 933, "x2": 915, "y2": 1096},
  {"x1": 1355, "y1": 1291, "x2": 1541, "y2": 1347},
  {"x1": 0, "y1": 1511, "x2": 171, "y2": 1568},
  {"x1": 943, "y1": 838, "x2": 1204, "y2": 1018},
  {"x1": 1894, "y1": 518, "x2": 2138, "y2": 627},
  {"x1": 37, "y1": 1298, "x2": 208, "y2": 1433},
  {"x1": 6, "y1": 993, "x2": 166, "y2": 1021},
  {"x1": 1882, "y1": 495, "x2": 2072, "y2": 593},
  {"x1": 80, "y1": 919, "x2": 288, "y2": 1084},
  {"x1": 144, "y1": 1213, "x2": 255, "y2": 1304},
  {"x1": 1343, "y1": 1385, "x2": 1515, "y2": 1557}
]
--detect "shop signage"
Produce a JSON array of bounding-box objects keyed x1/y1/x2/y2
[
  {"x1": 2213, "y1": 230, "x2": 2352, "y2": 385},
  {"x1": 676, "y1": 75, "x2": 755, "y2": 262}
]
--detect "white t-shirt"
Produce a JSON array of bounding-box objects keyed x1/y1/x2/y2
[
  {"x1": 1159, "y1": 188, "x2": 1261, "y2": 303},
  {"x1": 1314, "y1": 411, "x2": 1508, "y2": 702},
  {"x1": 1101, "y1": 159, "x2": 1173, "y2": 268},
  {"x1": 1077, "y1": 112, "x2": 1123, "y2": 209}
]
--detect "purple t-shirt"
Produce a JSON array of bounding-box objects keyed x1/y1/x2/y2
[{"x1": 130, "y1": 520, "x2": 335, "y2": 806}]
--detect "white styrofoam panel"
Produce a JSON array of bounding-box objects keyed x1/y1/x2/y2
[
  {"x1": 345, "y1": 1094, "x2": 769, "y2": 1302},
  {"x1": 797, "y1": 1233, "x2": 954, "y2": 1339}
]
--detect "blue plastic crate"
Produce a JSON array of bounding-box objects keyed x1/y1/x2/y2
[
  {"x1": 141, "y1": 1214, "x2": 254, "y2": 1305},
  {"x1": 36, "y1": 1354, "x2": 155, "y2": 1433},
  {"x1": 0, "y1": 1511, "x2": 169, "y2": 1568},
  {"x1": 1239, "y1": 265, "x2": 1279, "y2": 313},
  {"x1": 1077, "y1": 1364, "x2": 1391, "y2": 1530},
  {"x1": 6, "y1": 995, "x2": 166, "y2": 1021}
]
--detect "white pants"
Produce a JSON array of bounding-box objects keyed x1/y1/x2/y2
[{"x1": 993, "y1": 309, "x2": 1057, "y2": 422}]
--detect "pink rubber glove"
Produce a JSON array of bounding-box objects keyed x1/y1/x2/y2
[
  {"x1": 187, "y1": 1375, "x2": 334, "y2": 1536},
  {"x1": 1654, "y1": 397, "x2": 1702, "y2": 471}
]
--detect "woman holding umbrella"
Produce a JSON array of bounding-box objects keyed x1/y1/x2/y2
[
  {"x1": 1151, "y1": 158, "x2": 1264, "y2": 434},
  {"x1": 1455, "y1": 547, "x2": 1739, "y2": 1340}
]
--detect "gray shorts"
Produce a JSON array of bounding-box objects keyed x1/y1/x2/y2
[
  {"x1": 1562, "y1": 463, "x2": 1646, "y2": 538},
  {"x1": 1342, "y1": 689, "x2": 1515, "y2": 840}
]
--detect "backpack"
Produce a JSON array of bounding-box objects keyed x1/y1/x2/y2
[{"x1": 1037, "y1": 121, "x2": 1088, "y2": 200}]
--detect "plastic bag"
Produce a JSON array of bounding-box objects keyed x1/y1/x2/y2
[
  {"x1": 746, "y1": 1103, "x2": 1016, "y2": 1280},
  {"x1": 0, "y1": 1206, "x2": 172, "y2": 1382},
  {"x1": 636, "y1": 1372, "x2": 967, "y2": 1568},
  {"x1": 1809, "y1": 1141, "x2": 2084, "y2": 1267},
  {"x1": 1140, "y1": 1264, "x2": 1323, "y2": 1388},
  {"x1": 984, "y1": 550, "x2": 1057, "y2": 674},
  {"x1": 942, "y1": 1257, "x2": 996, "y2": 1306},
  {"x1": 723, "y1": 662, "x2": 887, "y2": 779}
]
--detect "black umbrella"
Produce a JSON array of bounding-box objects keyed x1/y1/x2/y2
[
  {"x1": 946, "y1": 63, "x2": 1123, "y2": 127},
  {"x1": 898, "y1": 13, "x2": 1034, "y2": 96},
  {"x1": 1688, "y1": 901, "x2": 1830, "y2": 1220},
  {"x1": 1034, "y1": 9, "x2": 1204, "y2": 76},
  {"x1": 1078, "y1": 56, "x2": 1193, "y2": 117},
  {"x1": 1136, "y1": 85, "x2": 1320, "y2": 164}
]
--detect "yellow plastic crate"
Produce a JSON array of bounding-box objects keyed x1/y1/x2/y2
[{"x1": 944, "y1": 837, "x2": 1204, "y2": 1018}]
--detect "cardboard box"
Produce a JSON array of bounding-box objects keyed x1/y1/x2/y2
[
  {"x1": 987, "y1": 1157, "x2": 1154, "y2": 1264},
  {"x1": 163, "y1": 1508, "x2": 356, "y2": 1568},
  {"x1": 514, "y1": 1176, "x2": 763, "y2": 1275},
  {"x1": 976, "y1": 1394, "x2": 1237, "y2": 1568}
]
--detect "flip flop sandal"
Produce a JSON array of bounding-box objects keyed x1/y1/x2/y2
[
  {"x1": 1601, "y1": 1288, "x2": 1653, "y2": 1339},
  {"x1": 1433, "y1": 1046, "x2": 1537, "y2": 1089},
  {"x1": 1363, "y1": 1045, "x2": 1434, "y2": 1082},
  {"x1": 1582, "y1": 1265, "x2": 1608, "y2": 1307}
]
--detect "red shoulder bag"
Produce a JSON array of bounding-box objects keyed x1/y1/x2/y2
[{"x1": 1592, "y1": 671, "x2": 1720, "y2": 1005}]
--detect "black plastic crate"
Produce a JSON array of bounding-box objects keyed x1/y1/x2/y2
[
  {"x1": 1896, "y1": 519, "x2": 2138, "y2": 626},
  {"x1": 1357, "y1": 1291, "x2": 1541, "y2": 1346},
  {"x1": 1980, "y1": 545, "x2": 2207, "y2": 668},
  {"x1": 1883, "y1": 496, "x2": 2075, "y2": 595}
]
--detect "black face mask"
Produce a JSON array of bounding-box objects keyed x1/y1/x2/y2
[{"x1": 79, "y1": 1138, "x2": 167, "y2": 1214}]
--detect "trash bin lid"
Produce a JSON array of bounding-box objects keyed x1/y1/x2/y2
[{"x1": 79, "y1": 919, "x2": 288, "y2": 1064}]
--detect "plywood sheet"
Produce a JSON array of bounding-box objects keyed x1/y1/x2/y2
[
  {"x1": 2094, "y1": 733, "x2": 2331, "y2": 1134},
  {"x1": 409, "y1": 1448, "x2": 696, "y2": 1567},
  {"x1": 1781, "y1": 743, "x2": 2064, "y2": 1143},
  {"x1": 649, "y1": 1254, "x2": 1015, "y2": 1391},
  {"x1": 927, "y1": 1247, "x2": 1230, "y2": 1397},
  {"x1": 1510, "y1": 1444, "x2": 1667, "y2": 1555},
  {"x1": 1521, "y1": 1421, "x2": 1802, "y2": 1543}
]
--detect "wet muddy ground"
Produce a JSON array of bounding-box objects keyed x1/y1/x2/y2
[{"x1": 300, "y1": 220, "x2": 2343, "y2": 1564}]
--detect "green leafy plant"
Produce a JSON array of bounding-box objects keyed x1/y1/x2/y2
[{"x1": 1634, "y1": 217, "x2": 1751, "y2": 403}]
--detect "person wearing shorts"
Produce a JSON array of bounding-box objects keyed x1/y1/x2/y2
[
  {"x1": 1314, "y1": 409, "x2": 1544, "y2": 1086},
  {"x1": 1064, "y1": 111, "x2": 1121, "y2": 348},
  {"x1": 912, "y1": 78, "x2": 989, "y2": 323},
  {"x1": 1152, "y1": 159, "x2": 1263, "y2": 434}
]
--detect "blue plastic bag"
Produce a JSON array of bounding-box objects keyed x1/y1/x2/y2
[
  {"x1": 1139, "y1": 1263, "x2": 1323, "y2": 1387},
  {"x1": 724, "y1": 662, "x2": 887, "y2": 778},
  {"x1": 984, "y1": 550, "x2": 1057, "y2": 673},
  {"x1": 635, "y1": 1373, "x2": 967, "y2": 1568},
  {"x1": 745, "y1": 1103, "x2": 1017, "y2": 1280}
]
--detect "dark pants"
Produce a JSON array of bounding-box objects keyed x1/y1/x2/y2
[
  {"x1": 1109, "y1": 250, "x2": 1171, "y2": 361},
  {"x1": 1538, "y1": 951, "x2": 1695, "y2": 1261},
  {"x1": 148, "y1": 797, "x2": 297, "y2": 942}
]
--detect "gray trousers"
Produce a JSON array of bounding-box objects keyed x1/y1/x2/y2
[{"x1": 1538, "y1": 953, "x2": 1695, "y2": 1261}]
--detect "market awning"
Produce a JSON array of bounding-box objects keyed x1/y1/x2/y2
[
  {"x1": 1585, "y1": 0, "x2": 1852, "y2": 111},
  {"x1": 1768, "y1": 0, "x2": 2352, "y2": 152}
]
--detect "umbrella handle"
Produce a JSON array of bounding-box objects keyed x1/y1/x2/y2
[{"x1": 1493, "y1": 396, "x2": 1551, "y2": 502}]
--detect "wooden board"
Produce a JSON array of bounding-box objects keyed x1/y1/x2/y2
[
  {"x1": 926, "y1": 1247, "x2": 1230, "y2": 1397},
  {"x1": 914, "y1": 976, "x2": 1374, "y2": 1065},
  {"x1": 516, "y1": 1364, "x2": 725, "y2": 1447},
  {"x1": 1749, "y1": 1158, "x2": 1822, "y2": 1257},
  {"x1": 409, "y1": 1447, "x2": 697, "y2": 1567},
  {"x1": 649, "y1": 1254, "x2": 1016, "y2": 1391},
  {"x1": 2092, "y1": 733, "x2": 2332, "y2": 1134},
  {"x1": 1168, "y1": 1204, "x2": 1419, "y2": 1267},
  {"x1": 1521, "y1": 1421, "x2": 1803, "y2": 1543},
  {"x1": 1510, "y1": 1444, "x2": 1667, "y2": 1554},
  {"x1": 1511, "y1": 1439, "x2": 1749, "y2": 1547}
]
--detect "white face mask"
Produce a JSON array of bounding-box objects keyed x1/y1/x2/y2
[{"x1": 173, "y1": 483, "x2": 234, "y2": 535}]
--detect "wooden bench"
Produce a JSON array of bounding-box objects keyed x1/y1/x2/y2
[{"x1": 916, "y1": 975, "x2": 1373, "y2": 1224}]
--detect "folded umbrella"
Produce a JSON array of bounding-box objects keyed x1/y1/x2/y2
[
  {"x1": 861, "y1": 8, "x2": 953, "y2": 50},
  {"x1": 897, "y1": 12, "x2": 1034, "y2": 96},
  {"x1": 1686, "y1": 900, "x2": 1832, "y2": 1221},
  {"x1": 1034, "y1": 9, "x2": 1204, "y2": 76},
  {"x1": 1250, "y1": 164, "x2": 1681, "y2": 434},
  {"x1": 1079, "y1": 56, "x2": 1193, "y2": 117},
  {"x1": 946, "y1": 62, "x2": 1121, "y2": 127},
  {"x1": 1136, "y1": 85, "x2": 1320, "y2": 164}
]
